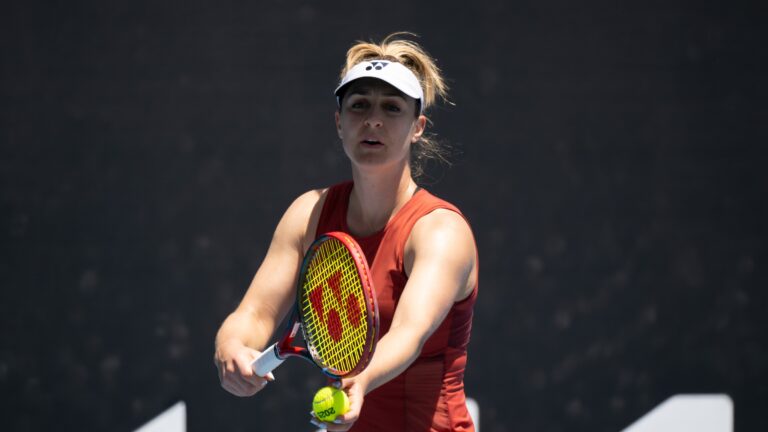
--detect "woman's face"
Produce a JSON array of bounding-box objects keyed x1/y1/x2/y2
[{"x1": 335, "y1": 78, "x2": 426, "y2": 171}]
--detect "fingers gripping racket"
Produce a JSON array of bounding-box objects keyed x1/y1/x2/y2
[{"x1": 251, "y1": 232, "x2": 379, "y2": 379}]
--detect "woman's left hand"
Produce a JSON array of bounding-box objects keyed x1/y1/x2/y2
[{"x1": 310, "y1": 375, "x2": 368, "y2": 431}]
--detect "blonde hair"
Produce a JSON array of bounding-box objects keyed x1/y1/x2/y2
[{"x1": 339, "y1": 32, "x2": 452, "y2": 180}]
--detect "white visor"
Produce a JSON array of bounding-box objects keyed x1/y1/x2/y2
[{"x1": 334, "y1": 60, "x2": 424, "y2": 112}]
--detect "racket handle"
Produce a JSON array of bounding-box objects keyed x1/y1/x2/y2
[{"x1": 251, "y1": 343, "x2": 284, "y2": 377}]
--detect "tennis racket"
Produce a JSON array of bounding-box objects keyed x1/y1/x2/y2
[{"x1": 251, "y1": 231, "x2": 379, "y2": 379}]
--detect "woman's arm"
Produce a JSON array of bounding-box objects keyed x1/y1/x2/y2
[
  {"x1": 214, "y1": 189, "x2": 324, "y2": 396},
  {"x1": 320, "y1": 209, "x2": 477, "y2": 430}
]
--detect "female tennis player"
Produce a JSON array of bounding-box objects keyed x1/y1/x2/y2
[{"x1": 214, "y1": 33, "x2": 478, "y2": 431}]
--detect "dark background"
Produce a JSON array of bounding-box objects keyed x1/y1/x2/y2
[{"x1": 2, "y1": 1, "x2": 766, "y2": 431}]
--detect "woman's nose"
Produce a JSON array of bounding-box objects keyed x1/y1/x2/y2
[{"x1": 364, "y1": 110, "x2": 383, "y2": 127}]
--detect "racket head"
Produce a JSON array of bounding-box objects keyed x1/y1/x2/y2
[{"x1": 297, "y1": 232, "x2": 378, "y2": 378}]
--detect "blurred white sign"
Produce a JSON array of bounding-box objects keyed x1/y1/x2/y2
[
  {"x1": 134, "y1": 401, "x2": 186, "y2": 432},
  {"x1": 622, "y1": 394, "x2": 733, "y2": 432}
]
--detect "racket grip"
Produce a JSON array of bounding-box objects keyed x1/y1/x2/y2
[{"x1": 251, "y1": 343, "x2": 284, "y2": 377}]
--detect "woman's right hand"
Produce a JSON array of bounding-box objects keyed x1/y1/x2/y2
[{"x1": 215, "y1": 340, "x2": 275, "y2": 397}]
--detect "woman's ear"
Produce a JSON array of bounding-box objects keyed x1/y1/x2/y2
[
  {"x1": 411, "y1": 115, "x2": 427, "y2": 142},
  {"x1": 335, "y1": 111, "x2": 342, "y2": 138}
]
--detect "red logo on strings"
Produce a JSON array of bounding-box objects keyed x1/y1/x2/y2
[{"x1": 309, "y1": 270, "x2": 363, "y2": 342}]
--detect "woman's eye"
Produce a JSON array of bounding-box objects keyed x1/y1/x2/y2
[{"x1": 385, "y1": 104, "x2": 401, "y2": 113}]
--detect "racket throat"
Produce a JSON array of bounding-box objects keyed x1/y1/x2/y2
[
  {"x1": 288, "y1": 322, "x2": 301, "y2": 338},
  {"x1": 279, "y1": 321, "x2": 309, "y2": 358}
]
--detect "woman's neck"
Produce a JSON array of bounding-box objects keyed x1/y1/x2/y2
[{"x1": 347, "y1": 163, "x2": 418, "y2": 237}]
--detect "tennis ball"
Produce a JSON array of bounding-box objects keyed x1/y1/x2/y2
[{"x1": 312, "y1": 386, "x2": 350, "y2": 422}]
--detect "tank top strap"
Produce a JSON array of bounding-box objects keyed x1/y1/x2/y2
[{"x1": 315, "y1": 181, "x2": 353, "y2": 238}]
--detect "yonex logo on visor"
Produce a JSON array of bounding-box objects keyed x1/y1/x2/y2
[
  {"x1": 335, "y1": 60, "x2": 424, "y2": 113},
  {"x1": 366, "y1": 61, "x2": 388, "y2": 71}
]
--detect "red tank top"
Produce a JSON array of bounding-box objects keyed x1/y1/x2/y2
[{"x1": 315, "y1": 181, "x2": 477, "y2": 432}]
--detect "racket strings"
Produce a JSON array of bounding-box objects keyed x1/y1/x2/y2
[
  {"x1": 303, "y1": 241, "x2": 366, "y2": 366},
  {"x1": 300, "y1": 238, "x2": 370, "y2": 374},
  {"x1": 303, "y1": 245, "x2": 363, "y2": 370}
]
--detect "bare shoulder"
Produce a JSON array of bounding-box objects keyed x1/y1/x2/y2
[
  {"x1": 275, "y1": 188, "x2": 329, "y2": 251},
  {"x1": 285, "y1": 188, "x2": 327, "y2": 218},
  {"x1": 406, "y1": 208, "x2": 476, "y2": 272},
  {"x1": 408, "y1": 208, "x2": 475, "y2": 251}
]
